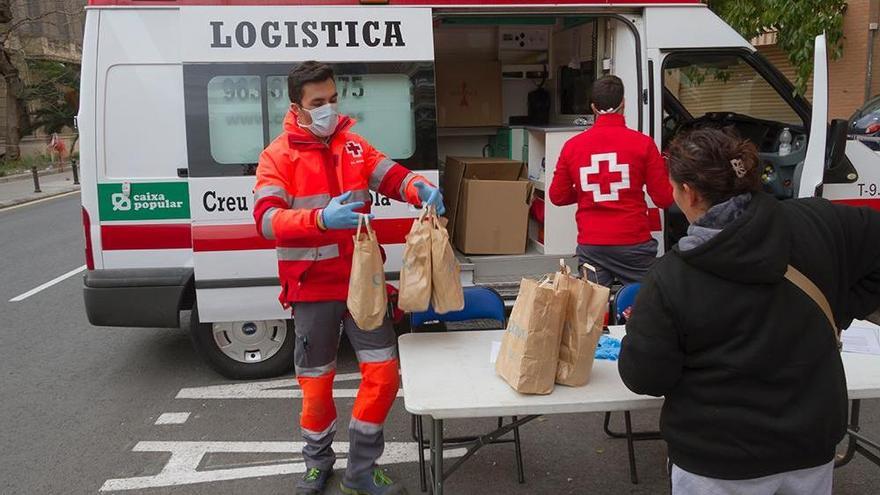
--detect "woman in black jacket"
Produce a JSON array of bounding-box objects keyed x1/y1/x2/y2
[{"x1": 619, "y1": 128, "x2": 880, "y2": 494}]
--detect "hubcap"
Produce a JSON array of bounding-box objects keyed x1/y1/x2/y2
[{"x1": 212, "y1": 320, "x2": 287, "y2": 364}]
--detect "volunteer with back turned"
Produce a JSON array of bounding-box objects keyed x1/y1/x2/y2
[
  {"x1": 549, "y1": 76, "x2": 673, "y2": 287},
  {"x1": 253, "y1": 61, "x2": 443, "y2": 495}
]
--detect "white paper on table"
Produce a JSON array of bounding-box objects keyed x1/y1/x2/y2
[
  {"x1": 489, "y1": 341, "x2": 501, "y2": 363},
  {"x1": 841, "y1": 323, "x2": 880, "y2": 355}
]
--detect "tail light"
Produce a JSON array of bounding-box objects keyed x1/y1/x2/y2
[
  {"x1": 82, "y1": 206, "x2": 95, "y2": 270},
  {"x1": 866, "y1": 122, "x2": 880, "y2": 135}
]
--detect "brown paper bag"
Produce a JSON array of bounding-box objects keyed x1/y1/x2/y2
[
  {"x1": 555, "y1": 263, "x2": 611, "y2": 387},
  {"x1": 398, "y1": 208, "x2": 433, "y2": 312},
  {"x1": 347, "y1": 215, "x2": 387, "y2": 331},
  {"x1": 429, "y1": 209, "x2": 464, "y2": 314},
  {"x1": 495, "y1": 274, "x2": 569, "y2": 394}
]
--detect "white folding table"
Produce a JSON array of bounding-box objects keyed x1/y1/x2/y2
[{"x1": 399, "y1": 326, "x2": 880, "y2": 495}]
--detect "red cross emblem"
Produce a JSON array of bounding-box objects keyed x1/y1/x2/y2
[
  {"x1": 345, "y1": 141, "x2": 363, "y2": 158},
  {"x1": 457, "y1": 82, "x2": 472, "y2": 107},
  {"x1": 579, "y1": 152, "x2": 631, "y2": 202}
]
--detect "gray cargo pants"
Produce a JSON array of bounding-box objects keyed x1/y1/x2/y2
[
  {"x1": 576, "y1": 238, "x2": 659, "y2": 287},
  {"x1": 292, "y1": 301, "x2": 399, "y2": 481}
]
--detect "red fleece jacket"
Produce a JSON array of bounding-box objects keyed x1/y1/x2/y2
[{"x1": 549, "y1": 113, "x2": 673, "y2": 245}]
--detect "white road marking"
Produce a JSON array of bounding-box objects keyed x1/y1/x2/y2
[
  {"x1": 9, "y1": 265, "x2": 86, "y2": 302},
  {"x1": 100, "y1": 441, "x2": 465, "y2": 491},
  {"x1": 0, "y1": 190, "x2": 80, "y2": 212},
  {"x1": 175, "y1": 372, "x2": 403, "y2": 400},
  {"x1": 155, "y1": 412, "x2": 191, "y2": 425}
]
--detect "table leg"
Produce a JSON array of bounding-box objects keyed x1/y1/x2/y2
[
  {"x1": 835, "y1": 400, "x2": 880, "y2": 469},
  {"x1": 512, "y1": 416, "x2": 525, "y2": 484},
  {"x1": 836, "y1": 400, "x2": 860, "y2": 468},
  {"x1": 416, "y1": 415, "x2": 427, "y2": 492},
  {"x1": 432, "y1": 418, "x2": 444, "y2": 495},
  {"x1": 624, "y1": 411, "x2": 639, "y2": 484}
]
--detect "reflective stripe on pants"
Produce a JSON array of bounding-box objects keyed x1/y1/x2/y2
[{"x1": 291, "y1": 301, "x2": 398, "y2": 478}]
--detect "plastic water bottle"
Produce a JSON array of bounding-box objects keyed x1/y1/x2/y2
[{"x1": 779, "y1": 128, "x2": 792, "y2": 156}]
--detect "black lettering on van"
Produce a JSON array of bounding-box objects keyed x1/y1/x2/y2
[
  {"x1": 363, "y1": 21, "x2": 380, "y2": 47},
  {"x1": 321, "y1": 21, "x2": 343, "y2": 47},
  {"x1": 345, "y1": 21, "x2": 359, "y2": 47},
  {"x1": 203, "y1": 191, "x2": 218, "y2": 212},
  {"x1": 210, "y1": 21, "x2": 232, "y2": 48},
  {"x1": 261, "y1": 21, "x2": 281, "y2": 48},
  {"x1": 209, "y1": 19, "x2": 407, "y2": 50},
  {"x1": 369, "y1": 191, "x2": 392, "y2": 207},
  {"x1": 384, "y1": 21, "x2": 404, "y2": 47},
  {"x1": 236, "y1": 21, "x2": 256, "y2": 48},
  {"x1": 301, "y1": 21, "x2": 318, "y2": 48},
  {"x1": 284, "y1": 21, "x2": 299, "y2": 48},
  {"x1": 203, "y1": 191, "x2": 249, "y2": 213}
]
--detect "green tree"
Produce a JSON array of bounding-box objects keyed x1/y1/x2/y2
[
  {"x1": 22, "y1": 59, "x2": 80, "y2": 152},
  {"x1": 707, "y1": 0, "x2": 847, "y2": 95}
]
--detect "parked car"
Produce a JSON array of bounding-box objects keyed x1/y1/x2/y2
[{"x1": 849, "y1": 94, "x2": 880, "y2": 151}]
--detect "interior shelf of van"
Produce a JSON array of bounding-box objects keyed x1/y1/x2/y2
[
  {"x1": 437, "y1": 127, "x2": 502, "y2": 137},
  {"x1": 432, "y1": 13, "x2": 613, "y2": 299}
]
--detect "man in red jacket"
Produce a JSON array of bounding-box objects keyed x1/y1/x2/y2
[
  {"x1": 549, "y1": 76, "x2": 673, "y2": 287},
  {"x1": 253, "y1": 61, "x2": 442, "y2": 495}
]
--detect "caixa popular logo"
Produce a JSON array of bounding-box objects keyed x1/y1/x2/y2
[{"x1": 98, "y1": 182, "x2": 190, "y2": 221}]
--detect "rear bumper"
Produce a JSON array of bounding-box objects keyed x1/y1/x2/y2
[{"x1": 83, "y1": 268, "x2": 193, "y2": 328}]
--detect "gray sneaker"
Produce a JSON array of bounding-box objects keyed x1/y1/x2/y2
[
  {"x1": 340, "y1": 468, "x2": 407, "y2": 495},
  {"x1": 296, "y1": 467, "x2": 333, "y2": 495}
]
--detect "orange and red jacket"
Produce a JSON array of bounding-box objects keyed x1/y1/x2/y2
[{"x1": 254, "y1": 111, "x2": 428, "y2": 306}]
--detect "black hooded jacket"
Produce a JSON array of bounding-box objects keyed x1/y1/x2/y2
[{"x1": 619, "y1": 192, "x2": 880, "y2": 479}]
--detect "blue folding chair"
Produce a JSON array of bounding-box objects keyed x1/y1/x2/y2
[
  {"x1": 409, "y1": 286, "x2": 525, "y2": 492},
  {"x1": 603, "y1": 282, "x2": 661, "y2": 484},
  {"x1": 410, "y1": 285, "x2": 507, "y2": 328},
  {"x1": 613, "y1": 282, "x2": 641, "y2": 324}
]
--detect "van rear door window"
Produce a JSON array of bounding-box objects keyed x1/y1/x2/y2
[
  {"x1": 207, "y1": 75, "x2": 264, "y2": 164},
  {"x1": 184, "y1": 63, "x2": 435, "y2": 178},
  {"x1": 267, "y1": 74, "x2": 415, "y2": 159}
]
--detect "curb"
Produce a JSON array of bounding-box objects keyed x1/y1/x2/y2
[
  {"x1": 0, "y1": 187, "x2": 81, "y2": 210},
  {"x1": 0, "y1": 168, "x2": 68, "y2": 184}
]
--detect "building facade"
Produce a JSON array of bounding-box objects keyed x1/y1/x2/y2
[{"x1": 0, "y1": 0, "x2": 85, "y2": 158}]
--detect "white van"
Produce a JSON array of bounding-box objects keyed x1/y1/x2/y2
[{"x1": 80, "y1": 0, "x2": 880, "y2": 378}]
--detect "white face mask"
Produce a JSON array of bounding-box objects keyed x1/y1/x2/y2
[
  {"x1": 596, "y1": 102, "x2": 623, "y2": 115},
  {"x1": 299, "y1": 103, "x2": 339, "y2": 137}
]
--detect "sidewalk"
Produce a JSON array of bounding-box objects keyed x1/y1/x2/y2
[{"x1": 0, "y1": 170, "x2": 80, "y2": 209}]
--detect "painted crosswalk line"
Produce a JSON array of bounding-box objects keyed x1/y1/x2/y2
[{"x1": 100, "y1": 441, "x2": 465, "y2": 491}]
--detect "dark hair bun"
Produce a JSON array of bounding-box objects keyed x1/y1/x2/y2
[{"x1": 667, "y1": 127, "x2": 761, "y2": 205}]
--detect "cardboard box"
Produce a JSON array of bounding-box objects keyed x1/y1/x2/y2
[
  {"x1": 436, "y1": 61, "x2": 503, "y2": 127},
  {"x1": 443, "y1": 157, "x2": 531, "y2": 255}
]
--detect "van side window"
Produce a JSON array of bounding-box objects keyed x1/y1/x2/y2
[
  {"x1": 207, "y1": 75, "x2": 264, "y2": 164},
  {"x1": 266, "y1": 74, "x2": 415, "y2": 159},
  {"x1": 663, "y1": 53, "x2": 802, "y2": 126}
]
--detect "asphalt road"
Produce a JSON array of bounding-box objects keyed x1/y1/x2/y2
[{"x1": 2, "y1": 193, "x2": 879, "y2": 494}]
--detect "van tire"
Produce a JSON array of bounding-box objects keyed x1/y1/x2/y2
[{"x1": 189, "y1": 304, "x2": 294, "y2": 380}]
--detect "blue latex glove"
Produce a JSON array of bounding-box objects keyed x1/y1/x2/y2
[
  {"x1": 414, "y1": 181, "x2": 446, "y2": 215},
  {"x1": 595, "y1": 335, "x2": 621, "y2": 361},
  {"x1": 320, "y1": 191, "x2": 371, "y2": 230}
]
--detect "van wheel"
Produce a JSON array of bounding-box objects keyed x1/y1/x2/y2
[{"x1": 190, "y1": 304, "x2": 294, "y2": 380}]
